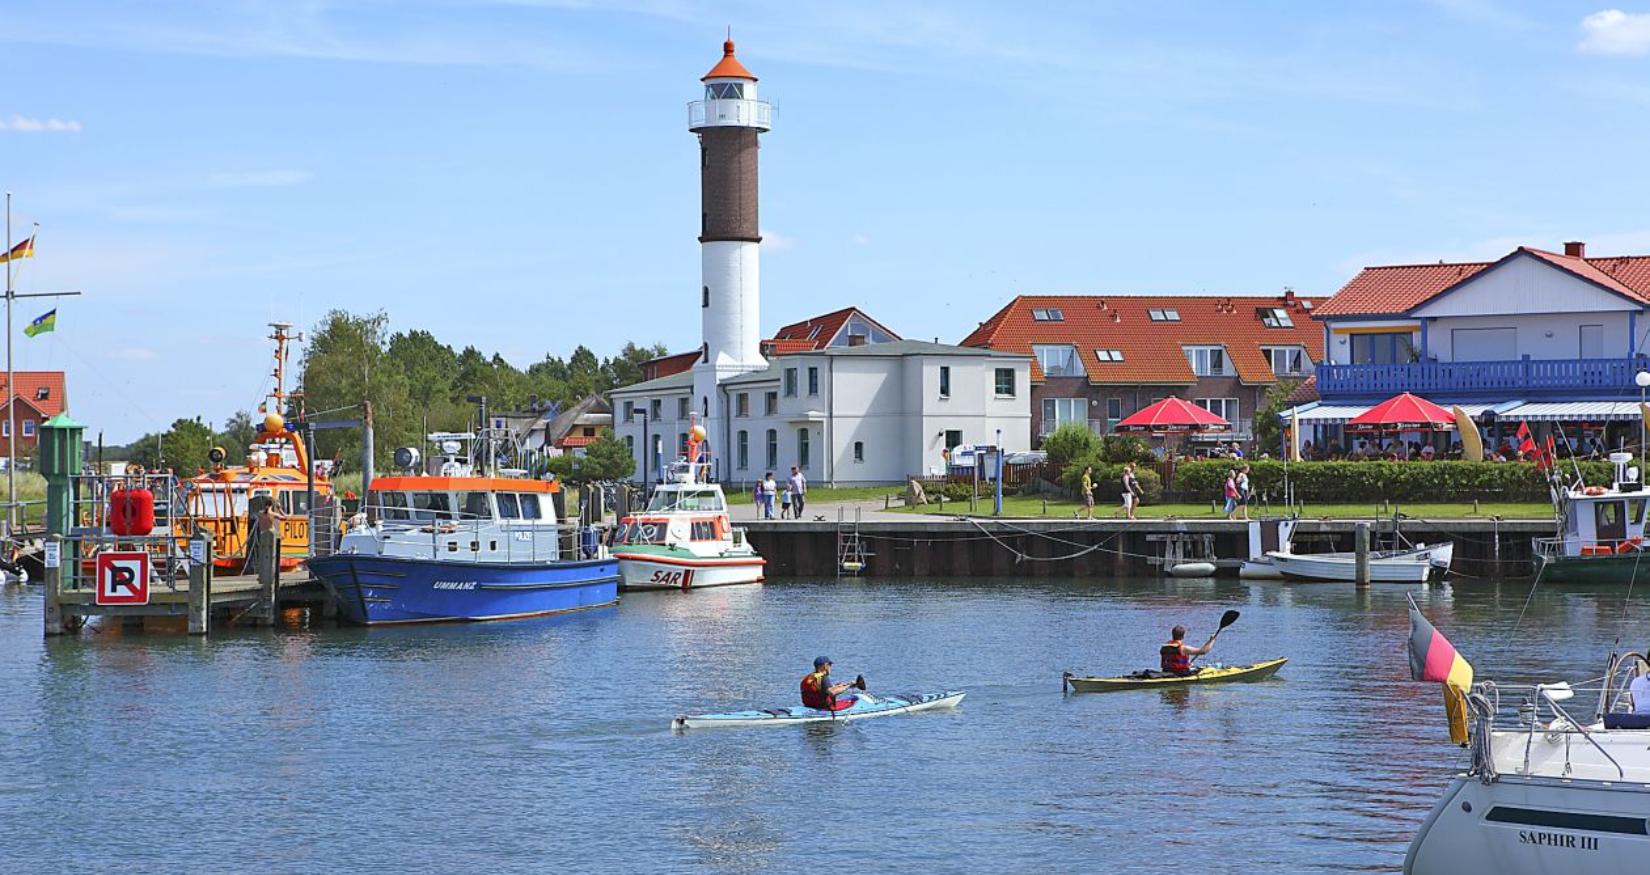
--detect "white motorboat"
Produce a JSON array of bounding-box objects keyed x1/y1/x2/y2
[
  {"x1": 1407, "y1": 656, "x2": 1650, "y2": 874},
  {"x1": 612, "y1": 424, "x2": 764, "y2": 591},
  {"x1": 1264, "y1": 542, "x2": 1453, "y2": 583}
]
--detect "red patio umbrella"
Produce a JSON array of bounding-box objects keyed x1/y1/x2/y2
[
  {"x1": 1346, "y1": 392, "x2": 1455, "y2": 432},
  {"x1": 1114, "y1": 396, "x2": 1231, "y2": 434}
]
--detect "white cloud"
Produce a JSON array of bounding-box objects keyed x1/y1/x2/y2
[
  {"x1": 1579, "y1": 9, "x2": 1650, "y2": 56},
  {"x1": 849, "y1": 233, "x2": 872, "y2": 246},
  {"x1": 761, "y1": 229, "x2": 796, "y2": 251},
  {"x1": 206, "y1": 169, "x2": 312, "y2": 188},
  {"x1": 0, "y1": 115, "x2": 82, "y2": 133}
]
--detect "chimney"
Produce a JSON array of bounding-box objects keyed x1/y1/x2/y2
[
  {"x1": 1564, "y1": 241, "x2": 1586, "y2": 258},
  {"x1": 1282, "y1": 287, "x2": 1296, "y2": 306}
]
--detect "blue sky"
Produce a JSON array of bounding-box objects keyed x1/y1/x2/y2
[{"x1": 6, "y1": 1, "x2": 1650, "y2": 441}]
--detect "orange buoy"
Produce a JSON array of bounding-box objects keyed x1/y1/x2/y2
[{"x1": 109, "y1": 486, "x2": 155, "y2": 535}]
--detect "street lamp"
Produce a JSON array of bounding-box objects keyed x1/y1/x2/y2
[{"x1": 1636, "y1": 371, "x2": 1650, "y2": 467}]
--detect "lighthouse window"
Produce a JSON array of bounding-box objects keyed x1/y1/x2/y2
[
  {"x1": 702, "y1": 285, "x2": 710, "y2": 308},
  {"x1": 706, "y1": 82, "x2": 745, "y2": 100}
]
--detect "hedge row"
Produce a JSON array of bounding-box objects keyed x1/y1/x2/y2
[
  {"x1": 1168, "y1": 459, "x2": 1610, "y2": 503},
  {"x1": 1058, "y1": 462, "x2": 1165, "y2": 504}
]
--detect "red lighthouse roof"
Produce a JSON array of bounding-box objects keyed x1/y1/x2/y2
[{"x1": 702, "y1": 38, "x2": 756, "y2": 81}]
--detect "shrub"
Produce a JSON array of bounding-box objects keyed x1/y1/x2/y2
[
  {"x1": 1041, "y1": 424, "x2": 1099, "y2": 480},
  {"x1": 1098, "y1": 434, "x2": 1157, "y2": 465},
  {"x1": 1169, "y1": 459, "x2": 1596, "y2": 504},
  {"x1": 1059, "y1": 457, "x2": 1163, "y2": 504}
]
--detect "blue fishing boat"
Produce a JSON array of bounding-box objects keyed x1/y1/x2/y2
[{"x1": 307, "y1": 433, "x2": 618, "y2": 624}]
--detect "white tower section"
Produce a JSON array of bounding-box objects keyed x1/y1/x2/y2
[{"x1": 689, "y1": 39, "x2": 772, "y2": 475}]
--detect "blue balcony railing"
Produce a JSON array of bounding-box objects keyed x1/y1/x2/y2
[{"x1": 1316, "y1": 356, "x2": 1645, "y2": 400}]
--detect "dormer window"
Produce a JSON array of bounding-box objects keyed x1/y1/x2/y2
[
  {"x1": 1260, "y1": 307, "x2": 1294, "y2": 328},
  {"x1": 1148, "y1": 309, "x2": 1181, "y2": 322},
  {"x1": 1094, "y1": 349, "x2": 1124, "y2": 363},
  {"x1": 34, "y1": 387, "x2": 48, "y2": 400},
  {"x1": 1031, "y1": 308, "x2": 1065, "y2": 322},
  {"x1": 706, "y1": 82, "x2": 745, "y2": 100}
]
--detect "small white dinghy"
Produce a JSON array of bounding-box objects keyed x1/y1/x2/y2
[{"x1": 1266, "y1": 542, "x2": 1453, "y2": 583}]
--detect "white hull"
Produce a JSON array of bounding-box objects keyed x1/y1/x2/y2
[
  {"x1": 616, "y1": 554, "x2": 765, "y2": 590},
  {"x1": 1407, "y1": 776, "x2": 1650, "y2": 874},
  {"x1": 1237, "y1": 559, "x2": 1284, "y2": 580},
  {"x1": 1266, "y1": 543, "x2": 1452, "y2": 583}
]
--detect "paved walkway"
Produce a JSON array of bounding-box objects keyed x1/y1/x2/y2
[{"x1": 728, "y1": 497, "x2": 916, "y2": 523}]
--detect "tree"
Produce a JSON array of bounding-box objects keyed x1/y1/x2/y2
[
  {"x1": 300, "y1": 310, "x2": 417, "y2": 468},
  {"x1": 602, "y1": 341, "x2": 669, "y2": 390},
  {"x1": 546, "y1": 429, "x2": 635, "y2": 485},
  {"x1": 215, "y1": 410, "x2": 258, "y2": 456},
  {"x1": 1253, "y1": 380, "x2": 1300, "y2": 458},
  {"x1": 1042, "y1": 423, "x2": 1100, "y2": 480},
  {"x1": 387, "y1": 329, "x2": 458, "y2": 408}
]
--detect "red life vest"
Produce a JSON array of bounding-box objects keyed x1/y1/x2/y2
[
  {"x1": 1160, "y1": 640, "x2": 1191, "y2": 674},
  {"x1": 800, "y1": 670, "x2": 833, "y2": 709}
]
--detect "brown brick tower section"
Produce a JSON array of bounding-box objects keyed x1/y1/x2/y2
[{"x1": 698, "y1": 127, "x2": 760, "y2": 244}]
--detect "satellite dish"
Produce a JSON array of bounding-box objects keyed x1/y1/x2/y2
[
  {"x1": 392, "y1": 447, "x2": 421, "y2": 470},
  {"x1": 441, "y1": 440, "x2": 461, "y2": 455}
]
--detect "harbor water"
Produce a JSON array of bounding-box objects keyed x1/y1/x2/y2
[{"x1": 4, "y1": 576, "x2": 1647, "y2": 873}]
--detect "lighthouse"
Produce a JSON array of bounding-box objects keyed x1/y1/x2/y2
[{"x1": 690, "y1": 38, "x2": 772, "y2": 470}]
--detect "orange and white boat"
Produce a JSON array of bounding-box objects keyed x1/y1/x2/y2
[
  {"x1": 612, "y1": 425, "x2": 763, "y2": 590},
  {"x1": 182, "y1": 322, "x2": 334, "y2": 571}
]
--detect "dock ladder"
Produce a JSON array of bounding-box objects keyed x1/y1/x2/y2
[{"x1": 837, "y1": 507, "x2": 869, "y2": 577}]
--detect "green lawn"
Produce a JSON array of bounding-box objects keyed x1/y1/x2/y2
[
  {"x1": 724, "y1": 485, "x2": 903, "y2": 505},
  {"x1": 899, "y1": 495, "x2": 1553, "y2": 520}
]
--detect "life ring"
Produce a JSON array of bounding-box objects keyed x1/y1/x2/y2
[{"x1": 1584, "y1": 486, "x2": 1608, "y2": 496}]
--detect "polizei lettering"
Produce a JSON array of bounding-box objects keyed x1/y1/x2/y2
[
  {"x1": 1519, "y1": 831, "x2": 1599, "y2": 851},
  {"x1": 431, "y1": 580, "x2": 477, "y2": 591}
]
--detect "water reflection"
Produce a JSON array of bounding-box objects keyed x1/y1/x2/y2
[{"x1": 5, "y1": 576, "x2": 1646, "y2": 871}]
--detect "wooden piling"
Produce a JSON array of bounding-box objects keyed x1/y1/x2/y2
[
  {"x1": 1355, "y1": 522, "x2": 1371, "y2": 587},
  {"x1": 42, "y1": 534, "x2": 62, "y2": 636},
  {"x1": 187, "y1": 532, "x2": 212, "y2": 635},
  {"x1": 256, "y1": 529, "x2": 279, "y2": 624}
]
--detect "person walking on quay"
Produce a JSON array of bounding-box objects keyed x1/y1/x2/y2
[
  {"x1": 789, "y1": 466, "x2": 807, "y2": 518},
  {"x1": 780, "y1": 483, "x2": 792, "y2": 519},
  {"x1": 1222, "y1": 470, "x2": 1239, "y2": 521},
  {"x1": 1121, "y1": 462, "x2": 1143, "y2": 521},
  {"x1": 1080, "y1": 465, "x2": 1095, "y2": 520},
  {"x1": 763, "y1": 471, "x2": 778, "y2": 519},
  {"x1": 1236, "y1": 464, "x2": 1252, "y2": 522},
  {"x1": 753, "y1": 477, "x2": 768, "y2": 520}
]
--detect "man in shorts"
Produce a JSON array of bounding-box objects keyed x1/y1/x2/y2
[{"x1": 1080, "y1": 465, "x2": 1095, "y2": 519}]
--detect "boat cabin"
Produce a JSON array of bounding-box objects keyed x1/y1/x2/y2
[{"x1": 1554, "y1": 454, "x2": 1650, "y2": 555}]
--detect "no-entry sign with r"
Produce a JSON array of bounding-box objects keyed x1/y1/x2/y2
[{"x1": 95, "y1": 551, "x2": 150, "y2": 606}]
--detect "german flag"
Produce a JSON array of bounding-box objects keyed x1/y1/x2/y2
[
  {"x1": 0, "y1": 235, "x2": 33, "y2": 264},
  {"x1": 1408, "y1": 593, "x2": 1473, "y2": 744}
]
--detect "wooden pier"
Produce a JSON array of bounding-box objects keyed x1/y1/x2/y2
[{"x1": 43, "y1": 530, "x2": 332, "y2": 636}]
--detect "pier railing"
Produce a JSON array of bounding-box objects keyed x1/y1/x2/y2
[{"x1": 342, "y1": 504, "x2": 601, "y2": 564}]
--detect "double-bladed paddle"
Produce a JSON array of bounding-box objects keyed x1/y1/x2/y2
[{"x1": 1190, "y1": 609, "x2": 1241, "y2": 664}]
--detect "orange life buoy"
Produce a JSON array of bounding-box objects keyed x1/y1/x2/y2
[{"x1": 1584, "y1": 486, "x2": 1608, "y2": 496}]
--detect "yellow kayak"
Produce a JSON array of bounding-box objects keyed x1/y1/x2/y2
[{"x1": 1062, "y1": 657, "x2": 1287, "y2": 693}]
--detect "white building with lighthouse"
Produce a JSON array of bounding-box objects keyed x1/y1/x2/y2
[{"x1": 610, "y1": 39, "x2": 1030, "y2": 487}]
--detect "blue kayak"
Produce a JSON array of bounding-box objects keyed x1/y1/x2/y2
[{"x1": 672, "y1": 690, "x2": 965, "y2": 730}]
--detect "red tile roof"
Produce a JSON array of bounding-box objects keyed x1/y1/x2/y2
[
  {"x1": 641, "y1": 351, "x2": 700, "y2": 381},
  {"x1": 703, "y1": 39, "x2": 756, "y2": 81},
  {"x1": 557, "y1": 434, "x2": 599, "y2": 448},
  {"x1": 760, "y1": 338, "x2": 818, "y2": 357},
  {"x1": 770, "y1": 306, "x2": 901, "y2": 350},
  {"x1": 1316, "y1": 246, "x2": 1650, "y2": 317},
  {"x1": 961, "y1": 295, "x2": 1324, "y2": 385},
  {"x1": 0, "y1": 371, "x2": 66, "y2": 418}
]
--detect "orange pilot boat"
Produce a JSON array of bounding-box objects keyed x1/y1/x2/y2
[{"x1": 183, "y1": 322, "x2": 334, "y2": 571}]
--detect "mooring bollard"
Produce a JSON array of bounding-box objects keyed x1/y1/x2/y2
[
  {"x1": 1355, "y1": 522, "x2": 1371, "y2": 587},
  {"x1": 257, "y1": 529, "x2": 279, "y2": 624}
]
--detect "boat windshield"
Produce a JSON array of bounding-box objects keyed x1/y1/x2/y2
[
  {"x1": 647, "y1": 489, "x2": 723, "y2": 512},
  {"x1": 191, "y1": 484, "x2": 249, "y2": 517},
  {"x1": 617, "y1": 521, "x2": 671, "y2": 545}
]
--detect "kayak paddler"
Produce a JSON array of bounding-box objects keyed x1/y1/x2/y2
[
  {"x1": 800, "y1": 656, "x2": 856, "y2": 711},
  {"x1": 1160, "y1": 625, "x2": 1215, "y2": 676}
]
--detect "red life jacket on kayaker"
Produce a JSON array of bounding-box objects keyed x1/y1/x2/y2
[
  {"x1": 1160, "y1": 640, "x2": 1191, "y2": 674},
  {"x1": 801, "y1": 670, "x2": 833, "y2": 709}
]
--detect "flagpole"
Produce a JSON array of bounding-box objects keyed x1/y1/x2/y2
[{"x1": 5, "y1": 191, "x2": 13, "y2": 534}]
